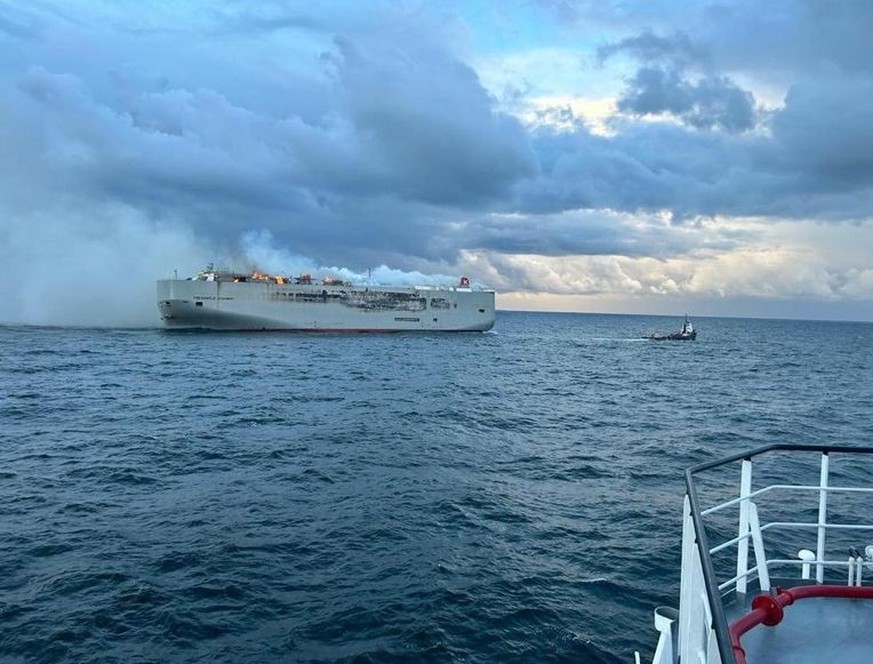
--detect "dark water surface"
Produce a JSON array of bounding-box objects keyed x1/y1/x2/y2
[{"x1": 2, "y1": 312, "x2": 873, "y2": 663}]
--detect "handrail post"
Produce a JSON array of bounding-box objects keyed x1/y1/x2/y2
[
  {"x1": 816, "y1": 452, "x2": 830, "y2": 584},
  {"x1": 748, "y1": 502, "x2": 770, "y2": 591},
  {"x1": 736, "y1": 459, "x2": 752, "y2": 596}
]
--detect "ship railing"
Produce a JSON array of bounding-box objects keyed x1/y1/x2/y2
[{"x1": 643, "y1": 444, "x2": 873, "y2": 664}]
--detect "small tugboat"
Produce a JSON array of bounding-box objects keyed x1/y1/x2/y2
[
  {"x1": 637, "y1": 444, "x2": 873, "y2": 664},
  {"x1": 646, "y1": 314, "x2": 696, "y2": 341}
]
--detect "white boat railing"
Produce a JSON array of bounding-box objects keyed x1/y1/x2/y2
[{"x1": 642, "y1": 444, "x2": 873, "y2": 664}]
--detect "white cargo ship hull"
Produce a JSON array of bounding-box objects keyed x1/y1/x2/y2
[{"x1": 157, "y1": 279, "x2": 495, "y2": 331}]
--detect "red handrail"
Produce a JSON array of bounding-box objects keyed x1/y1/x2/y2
[{"x1": 729, "y1": 585, "x2": 873, "y2": 664}]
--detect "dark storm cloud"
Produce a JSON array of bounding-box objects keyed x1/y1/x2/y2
[
  {"x1": 450, "y1": 210, "x2": 733, "y2": 258},
  {"x1": 521, "y1": 2, "x2": 873, "y2": 222},
  {"x1": 771, "y1": 76, "x2": 873, "y2": 185},
  {"x1": 16, "y1": 67, "x2": 487, "y2": 227},
  {"x1": 8, "y1": 1, "x2": 869, "y2": 243},
  {"x1": 512, "y1": 120, "x2": 749, "y2": 219},
  {"x1": 599, "y1": 29, "x2": 757, "y2": 132},
  {"x1": 2, "y1": 6, "x2": 541, "y2": 270},
  {"x1": 334, "y1": 37, "x2": 537, "y2": 205},
  {"x1": 616, "y1": 67, "x2": 756, "y2": 132},
  {"x1": 0, "y1": 1, "x2": 861, "y2": 239},
  {"x1": 505, "y1": 84, "x2": 873, "y2": 224}
]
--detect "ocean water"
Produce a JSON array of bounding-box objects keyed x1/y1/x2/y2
[{"x1": 2, "y1": 311, "x2": 873, "y2": 663}]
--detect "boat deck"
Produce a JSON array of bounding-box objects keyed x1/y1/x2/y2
[
  {"x1": 727, "y1": 592, "x2": 873, "y2": 663},
  {"x1": 645, "y1": 446, "x2": 873, "y2": 664}
]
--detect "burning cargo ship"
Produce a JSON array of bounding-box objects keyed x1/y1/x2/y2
[{"x1": 157, "y1": 265, "x2": 495, "y2": 332}]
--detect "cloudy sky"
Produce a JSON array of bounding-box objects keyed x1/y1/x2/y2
[{"x1": 2, "y1": 0, "x2": 873, "y2": 325}]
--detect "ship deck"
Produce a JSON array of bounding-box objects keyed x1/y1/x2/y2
[
  {"x1": 727, "y1": 591, "x2": 873, "y2": 663},
  {"x1": 648, "y1": 445, "x2": 873, "y2": 664}
]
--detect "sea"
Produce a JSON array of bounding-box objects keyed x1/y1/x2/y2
[{"x1": 2, "y1": 311, "x2": 873, "y2": 664}]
